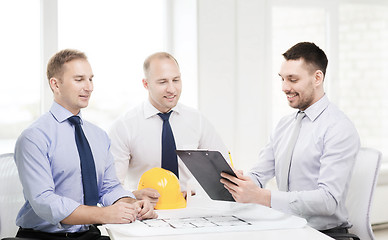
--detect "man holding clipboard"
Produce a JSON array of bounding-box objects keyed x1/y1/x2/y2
[{"x1": 220, "y1": 42, "x2": 360, "y2": 240}]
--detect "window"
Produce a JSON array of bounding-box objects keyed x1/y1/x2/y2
[
  {"x1": 0, "y1": 1, "x2": 198, "y2": 154},
  {"x1": 269, "y1": 0, "x2": 388, "y2": 158},
  {"x1": 58, "y1": 0, "x2": 168, "y2": 131},
  {"x1": 271, "y1": 6, "x2": 327, "y2": 125},
  {"x1": 338, "y1": 2, "x2": 388, "y2": 155},
  {"x1": 0, "y1": 0, "x2": 40, "y2": 153}
]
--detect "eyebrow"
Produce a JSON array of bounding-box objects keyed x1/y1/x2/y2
[
  {"x1": 156, "y1": 78, "x2": 168, "y2": 81},
  {"x1": 156, "y1": 76, "x2": 181, "y2": 81},
  {"x1": 278, "y1": 73, "x2": 298, "y2": 78},
  {"x1": 73, "y1": 74, "x2": 94, "y2": 78}
]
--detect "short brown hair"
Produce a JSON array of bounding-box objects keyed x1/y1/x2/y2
[
  {"x1": 283, "y1": 42, "x2": 328, "y2": 76},
  {"x1": 143, "y1": 52, "x2": 179, "y2": 78},
  {"x1": 46, "y1": 49, "x2": 87, "y2": 81}
]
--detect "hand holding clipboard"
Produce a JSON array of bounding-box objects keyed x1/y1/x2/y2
[{"x1": 176, "y1": 150, "x2": 237, "y2": 201}]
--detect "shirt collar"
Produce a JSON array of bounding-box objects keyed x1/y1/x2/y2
[
  {"x1": 303, "y1": 94, "x2": 329, "y2": 122},
  {"x1": 49, "y1": 101, "x2": 84, "y2": 124},
  {"x1": 143, "y1": 99, "x2": 181, "y2": 119}
]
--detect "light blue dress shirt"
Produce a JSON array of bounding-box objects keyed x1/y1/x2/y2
[
  {"x1": 14, "y1": 102, "x2": 134, "y2": 233},
  {"x1": 249, "y1": 95, "x2": 360, "y2": 230}
]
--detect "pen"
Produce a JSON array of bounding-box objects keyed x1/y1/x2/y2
[{"x1": 228, "y1": 151, "x2": 234, "y2": 168}]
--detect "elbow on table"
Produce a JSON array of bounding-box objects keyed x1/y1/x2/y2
[
  {"x1": 316, "y1": 191, "x2": 338, "y2": 216},
  {"x1": 293, "y1": 190, "x2": 338, "y2": 217},
  {"x1": 320, "y1": 199, "x2": 337, "y2": 216}
]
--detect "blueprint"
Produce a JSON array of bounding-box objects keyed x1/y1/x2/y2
[
  {"x1": 140, "y1": 215, "x2": 251, "y2": 229},
  {"x1": 105, "y1": 196, "x2": 307, "y2": 237}
]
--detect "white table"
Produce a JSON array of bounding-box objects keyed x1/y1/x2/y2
[
  {"x1": 105, "y1": 195, "x2": 333, "y2": 240},
  {"x1": 106, "y1": 226, "x2": 333, "y2": 240}
]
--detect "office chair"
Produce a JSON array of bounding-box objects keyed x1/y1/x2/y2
[
  {"x1": 0, "y1": 153, "x2": 35, "y2": 240},
  {"x1": 330, "y1": 147, "x2": 382, "y2": 240}
]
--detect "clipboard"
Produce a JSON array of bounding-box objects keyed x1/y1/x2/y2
[{"x1": 176, "y1": 150, "x2": 236, "y2": 201}]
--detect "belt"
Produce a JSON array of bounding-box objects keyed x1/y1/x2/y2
[
  {"x1": 320, "y1": 226, "x2": 349, "y2": 234},
  {"x1": 19, "y1": 227, "x2": 88, "y2": 238}
]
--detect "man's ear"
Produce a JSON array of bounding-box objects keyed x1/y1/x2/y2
[
  {"x1": 49, "y1": 77, "x2": 60, "y2": 93},
  {"x1": 142, "y1": 78, "x2": 149, "y2": 89},
  {"x1": 314, "y1": 70, "x2": 324, "y2": 86}
]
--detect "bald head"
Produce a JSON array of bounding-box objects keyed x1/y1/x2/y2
[{"x1": 143, "y1": 52, "x2": 179, "y2": 79}]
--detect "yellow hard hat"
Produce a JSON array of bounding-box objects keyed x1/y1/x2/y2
[{"x1": 138, "y1": 167, "x2": 187, "y2": 210}]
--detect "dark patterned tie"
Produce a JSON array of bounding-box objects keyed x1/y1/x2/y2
[
  {"x1": 68, "y1": 116, "x2": 99, "y2": 205},
  {"x1": 158, "y1": 111, "x2": 179, "y2": 178}
]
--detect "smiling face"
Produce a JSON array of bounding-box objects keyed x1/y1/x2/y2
[
  {"x1": 279, "y1": 58, "x2": 324, "y2": 111},
  {"x1": 143, "y1": 57, "x2": 182, "y2": 113},
  {"x1": 50, "y1": 59, "x2": 94, "y2": 115}
]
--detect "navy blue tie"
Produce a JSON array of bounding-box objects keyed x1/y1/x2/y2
[
  {"x1": 158, "y1": 111, "x2": 179, "y2": 178},
  {"x1": 68, "y1": 116, "x2": 99, "y2": 206}
]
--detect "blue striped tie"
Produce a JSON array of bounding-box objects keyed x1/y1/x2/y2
[
  {"x1": 158, "y1": 111, "x2": 179, "y2": 178},
  {"x1": 68, "y1": 116, "x2": 99, "y2": 206}
]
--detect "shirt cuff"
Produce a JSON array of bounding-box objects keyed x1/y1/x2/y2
[
  {"x1": 270, "y1": 190, "x2": 296, "y2": 215},
  {"x1": 248, "y1": 172, "x2": 263, "y2": 188},
  {"x1": 53, "y1": 198, "x2": 81, "y2": 225},
  {"x1": 101, "y1": 188, "x2": 135, "y2": 206}
]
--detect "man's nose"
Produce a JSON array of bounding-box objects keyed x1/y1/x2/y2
[
  {"x1": 84, "y1": 80, "x2": 93, "y2": 92},
  {"x1": 282, "y1": 81, "x2": 290, "y2": 92},
  {"x1": 166, "y1": 81, "x2": 175, "y2": 92}
]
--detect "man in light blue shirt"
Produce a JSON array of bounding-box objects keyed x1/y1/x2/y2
[
  {"x1": 14, "y1": 49, "x2": 156, "y2": 239},
  {"x1": 221, "y1": 42, "x2": 360, "y2": 239}
]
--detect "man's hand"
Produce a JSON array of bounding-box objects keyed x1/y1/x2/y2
[
  {"x1": 182, "y1": 190, "x2": 196, "y2": 199},
  {"x1": 61, "y1": 201, "x2": 141, "y2": 225},
  {"x1": 220, "y1": 170, "x2": 271, "y2": 207},
  {"x1": 61, "y1": 197, "x2": 158, "y2": 225},
  {"x1": 133, "y1": 188, "x2": 160, "y2": 207},
  {"x1": 134, "y1": 200, "x2": 158, "y2": 220},
  {"x1": 101, "y1": 201, "x2": 141, "y2": 224}
]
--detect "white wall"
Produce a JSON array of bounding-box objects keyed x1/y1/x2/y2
[
  {"x1": 40, "y1": 0, "x2": 58, "y2": 113},
  {"x1": 169, "y1": 0, "x2": 198, "y2": 109},
  {"x1": 196, "y1": 0, "x2": 271, "y2": 171}
]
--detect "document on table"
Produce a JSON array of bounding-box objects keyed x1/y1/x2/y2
[{"x1": 105, "y1": 196, "x2": 307, "y2": 237}]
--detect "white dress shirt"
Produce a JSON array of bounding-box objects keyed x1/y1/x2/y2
[
  {"x1": 109, "y1": 100, "x2": 229, "y2": 191},
  {"x1": 249, "y1": 94, "x2": 360, "y2": 230}
]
